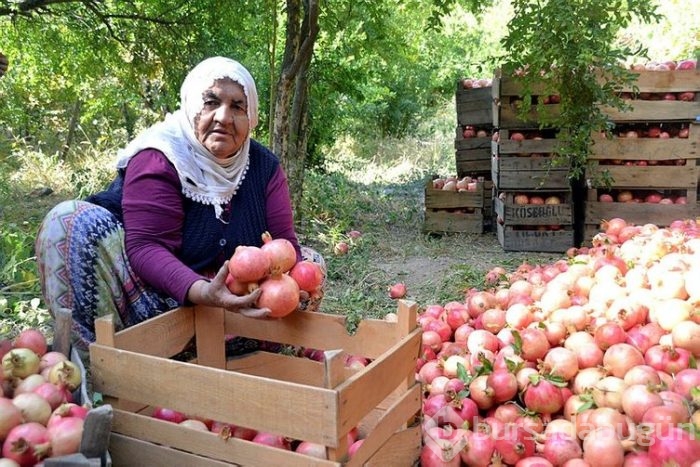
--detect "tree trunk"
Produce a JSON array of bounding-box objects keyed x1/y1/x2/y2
[
  {"x1": 271, "y1": 0, "x2": 319, "y2": 223},
  {"x1": 61, "y1": 99, "x2": 82, "y2": 160}
]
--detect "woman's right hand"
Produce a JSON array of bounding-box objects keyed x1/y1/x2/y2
[{"x1": 187, "y1": 262, "x2": 271, "y2": 318}]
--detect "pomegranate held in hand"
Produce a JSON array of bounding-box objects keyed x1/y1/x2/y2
[
  {"x1": 228, "y1": 246, "x2": 270, "y2": 283},
  {"x1": 261, "y1": 232, "x2": 297, "y2": 274},
  {"x1": 257, "y1": 274, "x2": 300, "y2": 318},
  {"x1": 289, "y1": 261, "x2": 323, "y2": 293}
]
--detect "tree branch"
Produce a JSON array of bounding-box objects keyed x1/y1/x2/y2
[{"x1": 1, "y1": 0, "x2": 185, "y2": 26}]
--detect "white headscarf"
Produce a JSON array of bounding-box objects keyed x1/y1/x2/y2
[{"x1": 116, "y1": 56, "x2": 259, "y2": 220}]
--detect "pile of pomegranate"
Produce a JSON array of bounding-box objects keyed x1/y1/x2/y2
[
  {"x1": 225, "y1": 232, "x2": 324, "y2": 318},
  {"x1": 1, "y1": 330, "x2": 88, "y2": 466},
  {"x1": 417, "y1": 218, "x2": 700, "y2": 466}
]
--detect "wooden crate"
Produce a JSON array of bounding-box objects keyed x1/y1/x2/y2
[
  {"x1": 494, "y1": 191, "x2": 573, "y2": 226},
  {"x1": 491, "y1": 73, "x2": 561, "y2": 128},
  {"x1": 454, "y1": 126, "x2": 493, "y2": 177},
  {"x1": 598, "y1": 69, "x2": 700, "y2": 122},
  {"x1": 425, "y1": 179, "x2": 487, "y2": 210},
  {"x1": 88, "y1": 301, "x2": 422, "y2": 467},
  {"x1": 423, "y1": 180, "x2": 491, "y2": 233},
  {"x1": 456, "y1": 82, "x2": 493, "y2": 126},
  {"x1": 496, "y1": 223, "x2": 575, "y2": 253}
]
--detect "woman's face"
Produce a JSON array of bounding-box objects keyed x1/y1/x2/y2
[{"x1": 194, "y1": 78, "x2": 250, "y2": 159}]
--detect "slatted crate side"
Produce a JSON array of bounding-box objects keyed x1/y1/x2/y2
[
  {"x1": 492, "y1": 154, "x2": 571, "y2": 190},
  {"x1": 584, "y1": 200, "x2": 700, "y2": 233},
  {"x1": 586, "y1": 164, "x2": 700, "y2": 190},
  {"x1": 424, "y1": 180, "x2": 486, "y2": 210},
  {"x1": 456, "y1": 84, "x2": 494, "y2": 126},
  {"x1": 598, "y1": 69, "x2": 700, "y2": 121},
  {"x1": 423, "y1": 209, "x2": 485, "y2": 234},
  {"x1": 494, "y1": 132, "x2": 566, "y2": 156},
  {"x1": 492, "y1": 74, "x2": 561, "y2": 128},
  {"x1": 588, "y1": 126, "x2": 700, "y2": 161},
  {"x1": 455, "y1": 126, "x2": 494, "y2": 150},
  {"x1": 603, "y1": 69, "x2": 700, "y2": 93},
  {"x1": 456, "y1": 153, "x2": 491, "y2": 178},
  {"x1": 89, "y1": 302, "x2": 422, "y2": 466},
  {"x1": 601, "y1": 101, "x2": 700, "y2": 122},
  {"x1": 494, "y1": 191, "x2": 573, "y2": 226},
  {"x1": 497, "y1": 223, "x2": 575, "y2": 253}
]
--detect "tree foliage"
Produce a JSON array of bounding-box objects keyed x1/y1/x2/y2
[{"x1": 499, "y1": 0, "x2": 662, "y2": 181}]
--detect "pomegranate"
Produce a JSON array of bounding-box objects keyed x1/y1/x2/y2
[
  {"x1": 13, "y1": 330, "x2": 48, "y2": 358},
  {"x1": 228, "y1": 245, "x2": 270, "y2": 283},
  {"x1": 256, "y1": 273, "x2": 300, "y2": 318},
  {"x1": 2, "y1": 422, "x2": 50, "y2": 466},
  {"x1": 289, "y1": 261, "x2": 323, "y2": 293},
  {"x1": 46, "y1": 416, "x2": 84, "y2": 457},
  {"x1": 260, "y1": 232, "x2": 297, "y2": 274}
]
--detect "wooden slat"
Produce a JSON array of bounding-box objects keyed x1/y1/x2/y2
[
  {"x1": 226, "y1": 351, "x2": 326, "y2": 386},
  {"x1": 195, "y1": 306, "x2": 226, "y2": 368},
  {"x1": 53, "y1": 308, "x2": 73, "y2": 357},
  {"x1": 496, "y1": 136, "x2": 565, "y2": 155},
  {"x1": 425, "y1": 183, "x2": 486, "y2": 210},
  {"x1": 492, "y1": 156, "x2": 571, "y2": 190},
  {"x1": 345, "y1": 384, "x2": 421, "y2": 467},
  {"x1": 497, "y1": 224, "x2": 575, "y2": 253},
  {"x1": 365, "y1": 425, "x2": 422, "y2": 467},
  {"x1": 495, "y1": 103, "x2": 561, "y2": 128},
  {"x1": 599, "y1": 101, "x2": 700, "y2": 121},
  {"x1": 93, "y1": 314, "x2": 115, "y2": 348},
  {"x1": 587, "y1": 165, "x2": 698, "y2": 189},
  {"x1": 494, "y1": 197, "x2": 573, "y2": 226},
  {"x1": 585, "y1": 201, "x2": 700, "y2": 227},
  {"x1": 423, "y1": 210, "x2": 484, "y2": 234},
  {"x1": 90, "y1": 345, "x2": 339, "y2": 445},
  {"x1": 222, "y1": 310, "x2": 401, "y2": 360},
  {"x1": 589, "y1": 134, "x2": 699, "y2": 161},
  {"x1": 454, "y1": 134, "x2": 492, "y2": 151},
  {"x1": 110, "y1": 307, "x2": 195, "y2": 357},
  {"x1": 111, "y1": 411, "x2": 340, "y2": 467},
  {"x1": 109, "y1": 432, "x2": 241, "y2": 467},
  {"x1": 79, "y1": 403, "x2": 112, "y2": 458},
  {"x1": 599, "y1": 69, "x2": 700, "y2": 93},
  {"x1": 335, "y1": 328, "x2": 421, "y2": 438}
]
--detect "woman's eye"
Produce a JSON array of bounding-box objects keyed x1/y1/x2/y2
[{"x1": 232, "y1": 104, "x2": 247, "y2": 115}]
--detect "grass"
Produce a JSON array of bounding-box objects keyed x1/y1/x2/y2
[{"x1": 0, "y1": 99, "x2": 563, "y2": 338}]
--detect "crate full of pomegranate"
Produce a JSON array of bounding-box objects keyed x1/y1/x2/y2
[
  {"x1": 424, "y1": 175, "x2": 492, "y2": 234},
  {"x1": 1, "y1": 321, "x2": 112, "y2": 467}
]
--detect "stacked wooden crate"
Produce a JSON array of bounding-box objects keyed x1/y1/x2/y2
[
  {"x1": 423, "y1": 177, "x2": 490, "y2": 234},
  {"x1": 89, "y1": 301, "x2": 422, "y2": 466},
  {"x1": 450, "y1": 78, "x2": 495, "y2": 232},
  {"x1": 491, "y1": 72, "x2": 576, "y2": 252},
  {"x1": 583, "y1": 68, "x2": 700, "y2": 243}
]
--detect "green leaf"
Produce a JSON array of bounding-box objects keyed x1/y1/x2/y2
[
  {"x1": 456, "y1": 362, "x2": 471, "y2": 383},
  {"x1": 511, "y1": 330, "x2": 523, "y2": 355}
]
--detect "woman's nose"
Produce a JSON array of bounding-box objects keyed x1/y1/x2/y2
[{"x1": 214, "y1": 105, "x2": 233, "y2": 123}]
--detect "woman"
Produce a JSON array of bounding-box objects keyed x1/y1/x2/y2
[{"x1": 35, "y1": 56, "x2": 324, "y2": 355}]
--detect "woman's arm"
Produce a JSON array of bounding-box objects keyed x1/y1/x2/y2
[
  {"x1": 264, "y1": 165, "x2": 302, "y2": 261},
  {"x1": 122, "y1": 149, "x2": 201, "y2": 304}
]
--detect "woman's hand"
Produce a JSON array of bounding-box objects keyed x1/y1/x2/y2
[{"x1": 187, "y1": 262, "x2": 271, "y2": 318}]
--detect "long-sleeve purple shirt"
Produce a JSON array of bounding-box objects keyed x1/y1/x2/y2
[{"x1": 121, "y1": 149, "x2": 300, "y2": 304}]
